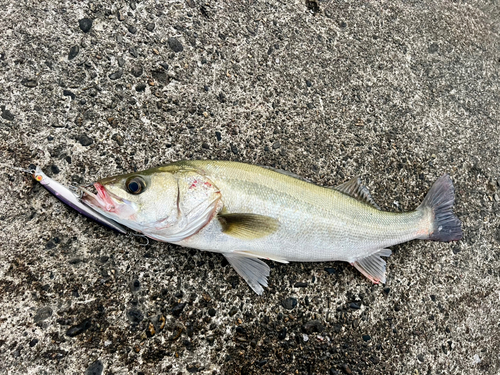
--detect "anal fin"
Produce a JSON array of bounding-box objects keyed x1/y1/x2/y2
[
  {"x1": 224, "y1": 253, "x2": 270, "y2": 295},
  {"x1": 351, "y1": 249, "x2": 392, "y2": 284}
]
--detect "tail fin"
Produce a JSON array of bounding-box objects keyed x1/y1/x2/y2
[{"x1": 418, "y1": 174, "x2": 462, "y2": 241}]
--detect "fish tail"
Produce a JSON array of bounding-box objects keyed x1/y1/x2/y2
[{"x1": 417, "y1": 174, "x2": 462, "y2": 241}]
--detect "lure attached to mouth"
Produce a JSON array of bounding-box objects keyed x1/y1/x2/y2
[{"x1": 31, "y1": 167, "x2": 128, "y2": 234}]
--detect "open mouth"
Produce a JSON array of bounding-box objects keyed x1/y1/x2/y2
[{"x1": 80, "y1": 183, "x2": 116, "y2": 212}]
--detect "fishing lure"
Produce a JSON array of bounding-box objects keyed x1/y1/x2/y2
[{"x1": 30, "y1": 166, "x2": 128, "y2": 234}]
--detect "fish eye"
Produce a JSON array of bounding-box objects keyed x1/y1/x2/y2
[{"x1": 126, "y1": 176, "x2": 146, "y2": 195}]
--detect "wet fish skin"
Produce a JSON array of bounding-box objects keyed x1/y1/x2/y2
[{"x1": 81, "y1": 160, "x2": 462, "y2": 294}]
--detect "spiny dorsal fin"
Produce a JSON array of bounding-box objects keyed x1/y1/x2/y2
[
  {"x1": 334, "y1": 177, "x2": 380, "y2": 209},
  {"x1": 218, "y1": 213, "x2": 280, "y2": 240}
]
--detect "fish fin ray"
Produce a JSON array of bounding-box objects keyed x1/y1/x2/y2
[
  {"x1": 232, "y1": 250, "x2": 289, "y2": 264},
  {"x1": 218, "y1": 213, "x2": 279, "y2": 240},
  {"x1": 352, "y1": 249, "x2": 392, "y2": 284},
  {"x1": 333, "y1": 177, "x2": 380, "y2": 209},
  {"x1": 224, "y1": 253, "x2": 270, "y2": 295}
]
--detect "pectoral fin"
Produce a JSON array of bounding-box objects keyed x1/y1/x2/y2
[
  {"x1": 224, "y1": 253, "x2": 270, "y2": 295},
  {"x1": 218, "y1": 213, "x2": 279, "y2": 240},
  {"x1": 352, "y1": 249, "x2": 392, "y2": 284}
]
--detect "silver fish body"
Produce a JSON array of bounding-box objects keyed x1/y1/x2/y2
[{"x1": 81, "y1": 160, "x2": 462, "y2": 294}]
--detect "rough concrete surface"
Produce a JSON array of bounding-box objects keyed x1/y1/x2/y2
[{"x1": 0, "y1": 0, "x2": 499, "y2": 374}]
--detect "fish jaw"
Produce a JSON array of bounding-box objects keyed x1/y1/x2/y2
[{"x1": 81, "y1": 183, "x2": 136, "y2": 219}]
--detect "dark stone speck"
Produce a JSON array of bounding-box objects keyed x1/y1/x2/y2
[
  {"x1": 172, "y1": 303, "x2": 187, "y2": 317},
  {"x1": 34, "y1": 307, "x2": 53, "y2": 323},
  {"x1": 230, "y1": 144, "x2": 238, "y2": 155},
  {"x1": 349, "y1": 302, "x2": 361, "y2": 309},
  {"x1": 168, "y1": 37, "x2": 184, "y2": 52},
  {"x1": 109, "y1": 70, "x2": 123, "y2": 80},
  {"x1": 63, "y1": 90, "x2": 76, "y2": 100},
  {"x1": 306, "y1": 80, "x2": 312, "y2": 87},
  {"x1": 229, "y1": 306, "x2": 238, "y2": 316},
  {"x1": 78, "y1": 18, "x2": 93, "y2": 33},
  {"x1": 1, "y1": 109, "x2": 14, "y2": 121},
  {"x1": 50, "y1": 165, "x2": 60, "y2": 174},
  {"x1": 129, "y1": 47, "x2": 138, "y2": 58},
  {"x1": 278, "y1": 327, "x2": 287, "y2": 340},
  {"x1": 362, "y1": 334, "x2": 371, "y2": 341},
  {"x1": 215, "y1": 131, "x2": 222, "y2": 141},
  {"x1": 66, "y1": 318, "x2": 91, "y2": 337},
  {"x1": 127, "y1": 309, "x2": 144, "y2": 325},
  {"x1": 21, "y1": 78, "x2": 37, "y2": 88},
  {"x1": 68, "y1": 45, "x2": 79, "y2": 60},
  {"x1": 128, "y1": 25, "x2": 137, "y2": 34},
  {"x1": 29, "y1": 339, "x2": 38, "y2": 347},
  {"x1": 208, "y1": 308, "x2": 216, "y2": 317},
  {"x1": 135, "y1": 83, "x2": 146, "y2": 92},
  {"x1": 294, "y1": 282, "x2": 308, "y2": 287},
  {"x1": 85, "y1": 360, "x2": 103, "y2": 375},
  {"x1": 78, "y1": 135, "x2": 93, "y2": 146},
  {"x1": 146, "y1": 22, "x2": 155, "y2": 32},
  {"x1": 130, "y1": 65, "x2": 143, "y2": 77},
  {"x1": 324, "y1": 267, "x2": 336, "y2": 274},
  {"x1": 281, "y1": 297, "x2": 297, "y2": 310}
]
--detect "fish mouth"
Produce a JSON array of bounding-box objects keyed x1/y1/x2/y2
[{"x1": 80, "y1": 183, "x2": 117, "y2": 212}]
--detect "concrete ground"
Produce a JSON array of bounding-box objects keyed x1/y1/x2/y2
[{"x1": 0, "y1": 0, "x2": 499, "y2": 374}]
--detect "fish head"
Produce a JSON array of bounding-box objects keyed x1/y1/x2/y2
[{"x1": 81, "y1": 165, "x2": 222, "y2": 241}]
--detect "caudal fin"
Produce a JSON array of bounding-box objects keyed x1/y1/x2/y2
[{"x1": 418, "y1": 174, "x2": 462, "y2": 241}]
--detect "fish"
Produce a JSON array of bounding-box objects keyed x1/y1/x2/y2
[{"x1": 80, "y1": 160, "x2": 462, "y2": 294}]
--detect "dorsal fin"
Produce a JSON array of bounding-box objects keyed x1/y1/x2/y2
[{"x1": 333, "y1": 177, "x2": 380, "y2": 209}]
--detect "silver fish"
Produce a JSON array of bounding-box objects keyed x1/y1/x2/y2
[{"x1": 81, "y1": 160, "x2": 462, "y2": 294}]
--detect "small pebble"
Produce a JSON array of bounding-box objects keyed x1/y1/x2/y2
[
  {"x1": 127, "y1": 309, "x2": 144, "y2": 325},
  {"x1": 78, "y1": 18, "x2": 93, "y2": 33},
  {"x1": 34, "y1": 307, "x2": 53, "y2": 323},
  {"x1": 278, "y1": 327, "x2": 287, "y2": 340},
  {"x1": 109, "y1": 70, "x2": 123, "y2": 80},
  {"x1": 66, "y1": 318, "x2": 92, "y2": 337},
  {"x1": 362, "y1": 334, "x2": 371, "y2": 342},
  {"x1": 68, "y1": 45, "x2": 79, "y2": 60},
  {"x1": 29, "y1": 339, "x2": 38, "y2": 347},
  {"x1": 128, "y1": 25, "x2": 137, "y2": 34},
  {"x1": 85, "y1": 360, "x2": 103, "y2": 375},
  {"x1": 50, "y1": 165, "x2": 60, "y2": 174},
  {"x1": 135, "y1": 83, "x2": 146, "y2": 92},
  {"x1": 111, "y1": 133, "x2": 124, "y2": 146},
  {"x1": 281, "y1": 297, "x2": 297, "y2": 310},
  {"x1": 172, "y1": 303, "x2": 186, "y2": 317},
  {"x1": 208, "y1": 308, "x2": 216, "y2": 317},
  {"x1": 129, "y1": 47, "x2": 138, "y2": 58},
  {"x1": 215, "y1": 131, "x2": 222, "y2": 141},
  {"x1": 78, "y1": 135, "x2": 93, "y2": 146},
  {"x1": 146, "y1": 22, "x2": 155, "y2": 32},
  {"x1": 168, "y1": 37, "x2": 184, "y2": 52},
  {"x1": 63, "y1": 90, "x2": 76, "y2": 100},
  {"x1": 1, "y1": 109, "x2": 14, "y2": 121},
  {"x1": 130, "y1": 65, "x2": 143, "y2": 77}
]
